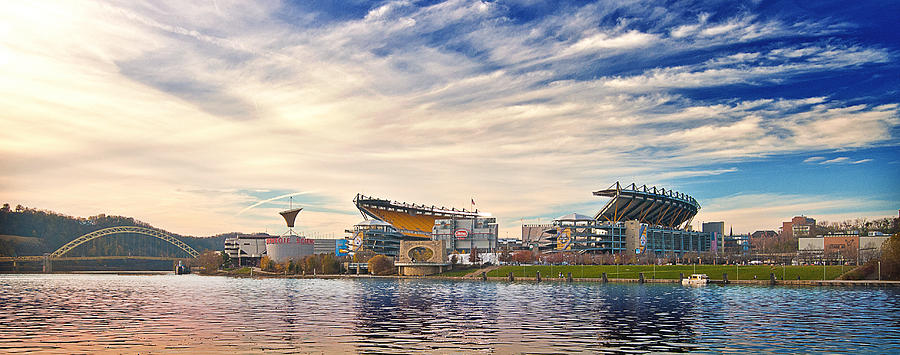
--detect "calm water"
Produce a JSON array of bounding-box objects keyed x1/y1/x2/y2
[{"x1": 1, "y1": 274, "x2": 899, "y2": 354}]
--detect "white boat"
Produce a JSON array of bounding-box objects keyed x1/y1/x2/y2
[{"x1": 682, "y1": 274, "x2": 709, "y2": 286}]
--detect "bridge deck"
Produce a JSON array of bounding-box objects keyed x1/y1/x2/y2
[{"x1": 0, "y1": 256, "x2": 191, "y2": 262}]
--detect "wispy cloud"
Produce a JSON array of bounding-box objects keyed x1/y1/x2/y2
[
  {"x1": 236, "y1": 191, "x2": 318, "y2": 216},
  {"x1": 656, "y1": 168, "x2": 738, "y2": 180},
  {"x1": 821, "y1": 157, "x2": 851, "y2": 164},
  {"x1": 803, "y1": 156, "x2": 825, "y2": 163},
  {"x1": 0, "y1": 1, "x2": 897, "y2": 236},
  {"x1": 816, "y1": 157, "x2": 874, "y2": 165}
]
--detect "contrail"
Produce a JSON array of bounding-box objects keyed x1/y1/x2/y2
[{"x1": 237, "y1": 191, "x2": 316, "y2": 216}]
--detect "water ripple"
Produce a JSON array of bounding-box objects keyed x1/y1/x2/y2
[{"x1": 1, "y1": 274, "x2": 898, "y2": 353}]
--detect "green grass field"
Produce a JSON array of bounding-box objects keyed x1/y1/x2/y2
[
  {"x1": 228, "y1": 267, "x2": 252, "y2": 275},
  {"x1": 437, "y1": 267, "x2": 480, "y2": 277},
  {"x1": 486, "y1": 264, "x2": 849, "y2": 280}
]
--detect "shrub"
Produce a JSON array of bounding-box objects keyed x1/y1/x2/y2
[
  {"x1": 353, "y1": 250, "x2": 375, "y2": 263},
  {"x1": 321, "y1": 253, "x2": 341, "y2": 274},
  {"x1": 498, "y1": 249, "x2": 511, "y2": 263},
  {"x1": 197, "y1": 250, "x2": 224, "y2": 274},
  {"x1": 368, "y1": 254, "x2": 394, "y2": 275},
  {"x1": 287, "y1": 260, "x2": 296, "y2": 274},
  {"x1": 840, "y1": 260, "x2": 877, "y2": 280},
  {"x1": 511, "y1": 250, "x2": 536, "y2": 264},
  {"x1": 302, "y1": 254, "x2": 321, "y2": 274},
  {"x1": 881, "y1": 233, "x2": 900, "y2": 280},
  {"x1": 260, "y1": 255, "x2": 275, "y2": 272},
  {"x1": 469, "y1": 248, "x2": 480, "y2": 264}
]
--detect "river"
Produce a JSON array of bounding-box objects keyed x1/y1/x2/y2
[{"x1": 1, "y1": 274, "x2": 898, "y2": 353}]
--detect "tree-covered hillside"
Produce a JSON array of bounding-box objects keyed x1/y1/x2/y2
[{"x1": 0, "y1": 204, "x2": 253, "y2": 257}]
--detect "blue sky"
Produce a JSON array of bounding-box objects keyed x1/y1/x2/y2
[{"x1": 1, "y1": 0, "x2": 898, "y2": 236}]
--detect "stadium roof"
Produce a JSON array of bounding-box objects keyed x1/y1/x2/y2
[
  {"x1": 555, "y1": 213, "x2": 595, "y2": 221},
  {"x1": 355, "y1": 219, "x2": 394, "y2": 227},
  {"x1": 353, "y1": 194, "x2": 487, "y2": 238},
  {"x1": 354, "y1": 194, "x2": 482, "y2": 217},
  {"x1": 593, "y1": 182, "x2": 700, "y2": 230}
]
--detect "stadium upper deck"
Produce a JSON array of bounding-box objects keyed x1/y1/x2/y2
[
  {"x1": 353, "y1": 194, "x2": 483, "y2": 238},
  {"x1": 593, "y1": 182, "x2": 700, "y2": 230}
]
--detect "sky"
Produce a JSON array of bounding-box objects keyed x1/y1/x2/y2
[{"x1": 1, "y1": 0, "x2": 898, "y2": 238}]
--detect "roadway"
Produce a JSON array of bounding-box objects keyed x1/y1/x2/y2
[{"x1": 0, "y1": 256, "x2": 191, "y2": 262}]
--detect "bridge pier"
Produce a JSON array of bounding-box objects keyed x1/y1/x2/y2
[{"x1": 42, "y1": 254, "x2": 52, "y2": 273}]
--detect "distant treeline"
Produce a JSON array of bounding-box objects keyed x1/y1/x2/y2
[
  {"x1": 816, "y1": 217, "x2": 899, "y2": 236},
  {"x1": 0, "y1": 204, "x2": 256, "y2": 257}
]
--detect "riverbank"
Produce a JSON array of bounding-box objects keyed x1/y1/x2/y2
[
  {"x1": 209, "y1": 269, "x2": 900, "y2": 287},
  {"x1": 2, "y1": 270, "x2": 174, "y2": 275},
  {"x1": 5, "y1": 269, "x2": 898, "y2": 287},
  {"x1": 485, "y1": 264, "x2": 853, "y2": 280}
]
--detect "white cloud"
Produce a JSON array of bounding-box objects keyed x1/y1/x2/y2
[
  {"x1": 0, "y1": 1, "x2": 896, "y2": 238},
  {"x1": 564, "y1": 30, "x2": 659, "y2": 55},
  {"x1": 656, "y1": 168, "x2": 738, "y2": 180},
  {"x1": 236, "y1": 191, "x2": 319, "y2": 216},
  {"x1": 808, "y1": 157, "x2": 874, "y2": 165},
  {"x1": 803, "y1": 156, "x2": 825, "y2": 163},
  {"x1": 600, "y1": 45, "x2": 889, "y2": 92},
  {"x1": 669, "y1": 13, "x2": 797, "y2": 43},
  {"x1": 821, "y1": 157, "x2": 851, "y2": 164}
]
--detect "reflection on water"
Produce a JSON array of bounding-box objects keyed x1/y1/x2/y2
[{"x1": 1, "y1": 274, "x2": 899, "y2": 353}]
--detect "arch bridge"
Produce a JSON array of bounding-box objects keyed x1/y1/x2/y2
[
  {"x1": 49, "y1": 226, "x2": 200, "y2": 259},
  {"x1": 0, "y1": 227, "x2": 200, "y2": 273}
]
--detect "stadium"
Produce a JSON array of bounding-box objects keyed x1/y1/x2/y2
[
  {"x1": 346, "y1": 219, "x2": 415, "y2": 257},
  {"x1": 352, "y1": 194, "x2": 497, "y2": 255},
  {"x1": 354, "y1": 194, "x2": 483, "y2": 237},
  {"x1": 593, "y1": 182, "x2": 700, "y2": 229},
  {"x1": 349, "y1": 183, "x2": 710, "y2": 258},
  {"x1": 545, "y1": 182, "x2": 712, "y2": 256}
]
